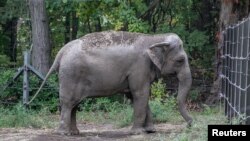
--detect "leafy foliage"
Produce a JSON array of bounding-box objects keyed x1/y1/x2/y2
[
  {"x1": 0, "y1": 103, "x2": 57, "y2": 128},
  {"x1": 150, "y1": 97, "x2": 178, "y2": 123},
  {"x1": 0, "y1": 68, "x2": 59, "y2": 112},
  {"x1": 0, "y1": 0, "x2": 218, "y2": 111},
  {"x1": 0, "y1": 0, "x2": 217, "y2": 68},
  {"x1": 188, "y1": 89, "x2": 200, "y2": 102},
  {"x1": 151, "y1": 78, "x2": 167, "y2": 99}
]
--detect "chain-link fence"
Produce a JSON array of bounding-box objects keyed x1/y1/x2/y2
[{"x1": 220, "y1": 18, "x2": 250, "y2": 124}]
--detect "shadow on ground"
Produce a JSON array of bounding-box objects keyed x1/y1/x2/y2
[{"x1": 0, "y1": 123, "x2": 185, "y2": 141}]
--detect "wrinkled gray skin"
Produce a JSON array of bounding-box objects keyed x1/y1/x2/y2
[{"x1": 38, "y1": 31, "x2": 192, "y2": 135}]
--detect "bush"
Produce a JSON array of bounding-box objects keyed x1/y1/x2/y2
[
  {"x1": 151, "y1": 78, "x2": 167, "y2": 99},
  {"x1": 78, "y1": 96, "x2": 133, "y2": 127},
  {"x1": 29, "y1": 74, "x2": 59, "y2": 112},
  {"x1": 150, "y1": 95, "x2": 179, "y2": 123},
  {"x1": 0, "y1": 55, "x2": 11, "y2": 66},
  {"x1": 0, "y1": 68, "x2": 21, "y2": 104},
  {"x1": 0, "y1": 68, "x2": 59, "y2": 112},
  {"x1": 188, "y1": 89, "x2": 200, "y2": 102}
]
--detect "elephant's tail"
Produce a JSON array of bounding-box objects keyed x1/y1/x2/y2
[{"x1": 26, "y1": 49, "x2": 64, "y2": 105}]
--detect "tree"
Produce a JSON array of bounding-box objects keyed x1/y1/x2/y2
[
  {"x1": 2, "y1": 17, "x2": 18, "y2": 62},
  {"x1": 0, "y1": 0, "x2": 27, "y2": 65},
  {"x1": 28, "y1": 0, "x2": 51, "y2": 75},
  {"x1": 64, "y1": 3, "x2": 79, "y2": 44}
]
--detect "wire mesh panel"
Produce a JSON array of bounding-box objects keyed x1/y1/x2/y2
[
  {"x1": 221, "y1": 18, "x2": 250, "y2": 124},
  {"x1": 246, "y1": 19, "x2": 250, "y2": 124}
]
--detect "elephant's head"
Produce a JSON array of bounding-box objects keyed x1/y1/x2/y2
[{"x1": 147, "y1": 34, "x2": 193, "y2": 126}]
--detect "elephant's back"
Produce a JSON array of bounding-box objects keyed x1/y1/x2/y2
[{"x1": 79, "y1": 31, "x2": 146, "y2": 48}]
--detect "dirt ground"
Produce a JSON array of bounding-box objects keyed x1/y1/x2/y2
[{"x1": 0, "y1": 123, "x2": 185, "y2": 141}]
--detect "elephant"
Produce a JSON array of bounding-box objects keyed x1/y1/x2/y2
[{"x1": 32, "y1": 30, "x2": 192, "y2": 135}]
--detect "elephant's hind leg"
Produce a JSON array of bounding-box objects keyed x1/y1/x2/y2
[
  {"x1": 70, "y1": 105, "x2": 80, "y2": 135},
  {"x1": 57, "y1": 101, "x2": 80, "y2": 135},
  {"x1": 56, "y1": 103, "x2": 74, "y2": 135},
  {"x1": 56, "y1": 81, "x2": 82, "y2": 135}
]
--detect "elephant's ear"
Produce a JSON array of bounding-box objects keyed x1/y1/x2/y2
[{"x1": 146, "y1": 42, "x2": 171, "y2": 70}]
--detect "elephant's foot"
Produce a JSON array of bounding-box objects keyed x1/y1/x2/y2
[
  {"x1": 55, "y1": 127, "x2": 80, "y2": 135},
  {"x1": 55, "y1": 128, "x2": 71, "y2": 136},
  {"x1": 71, "y1": 127, "x2": 80, "y2": 135},
  {"x1": 130, "y1": 127, "x2": 145, "y2": 135},
  {"x1": 144, "y1": 125, "x2": 156, "y2": 133}
]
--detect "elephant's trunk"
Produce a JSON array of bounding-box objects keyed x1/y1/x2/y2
[{"x1": 177, "y1": 66, "x2": 192, "y2": 126}]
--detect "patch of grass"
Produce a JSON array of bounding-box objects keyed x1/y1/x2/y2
[
  {"x1": 150, "y1": 96, "x2": 181, "y2": 124},
  {"x1": 0, "y1": 103, "x2": 58, "y2": 128},
  {"x1": 171, "y1": 106, "x2": 227, "y2": 141},
  {"x1": 0, "y1": 98, "x2": 227, "y2": 141},
  {"x1": 139, "y1": 105, "x2": 227, "y2": 141},
  {"x1": 78, "y1": 96, "x2": 180, "y2": 127},
  {"x1": 78, "y1": 100, "x2": 133, "y2": 127}
]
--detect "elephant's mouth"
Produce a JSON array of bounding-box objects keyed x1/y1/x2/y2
[{"x1": 167, "y1": 72, "x2": 177, "y2": 77}]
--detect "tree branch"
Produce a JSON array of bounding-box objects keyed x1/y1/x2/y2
[{"x1": 140, "y1": 0, "x2": 161, "y2": 19}]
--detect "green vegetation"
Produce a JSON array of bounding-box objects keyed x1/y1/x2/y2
[
  {"x1": 171, "y1": 106, "x2": 227, "y2": 141},
  {"x1": 0, "y1": 68, "x2": 59, "y2": 112},
  {"x1": 0, "y1": 1, "x2": 228, "y2": 140},
  {"x1": 151, "y1": 78, "x2": 167, "y2": 99},
  {"x1": 0, "y1": 103, "x2": 57, "y2": 128},
  {"x1": 0, "y1": 0, "x2": 217, "y2": 108},
  {"x1": 145, "y1": 106, "x2": 227, "y2": 141},
  {"x1": 77, "y1": 95, "x2": 180, "y2": 128},
  {"x1": 78, "y1": 98, "x2": 133, "y2": 127},
  {"x1": 0, "y1": 0, "x2": 217, "y2": 69},
  {"x1": 0, "y1": 100, "x2": 226, "y2": 141},
  {"x1": 0, "y1": 97, "x2": 224, "y2": 129},
  {"x1": 0, "y1": 79, "x2": 227, "y2": 141}
]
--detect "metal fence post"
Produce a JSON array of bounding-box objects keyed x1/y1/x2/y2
[
  {"x1": 23, "y1": 51, "x2": 30, "y2": 105},
  {"x1": 1, "y1": 49, "x2": 54, "y2": 107}
]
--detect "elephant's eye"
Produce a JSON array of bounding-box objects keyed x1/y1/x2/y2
[{"x1": 176, "y1": 58, "x2": 185, "y2": 64}]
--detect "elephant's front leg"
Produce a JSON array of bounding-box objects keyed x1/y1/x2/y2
[
  {"x1": 144, "y1": 105, "x2": 156, "y2": 133},
  {"x1": 131, "y1": 85, "x2": 150, "y2": 134},
  {"x1": 125, "y1": 92, "x2": 156, "y2": 133}
]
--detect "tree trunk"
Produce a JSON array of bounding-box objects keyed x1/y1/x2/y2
[
  {"x1": 29, "y1": 0, "x2": 51, "y2": 75},
  {"x1": 64, "y1": 12, "x2": 71, "y2": 44},
  {"x1": 210, "y1": 0, "x2": 234, "y2": 105},
  {"x1": 71, "y1": 11, "x2": 78, "y2": 40},
  {"x1": 95, "y1": 17, "x2": 102, "y2": 32},
  {"x1": 144, "y1": 0, "x2": 152, "y2": 26},
  {"x1": 87, "y1": 17, "x2": 92, "y2": 33},
  {"x1": 3, "y1": 17, "x2": 18, "y2": 63}
]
